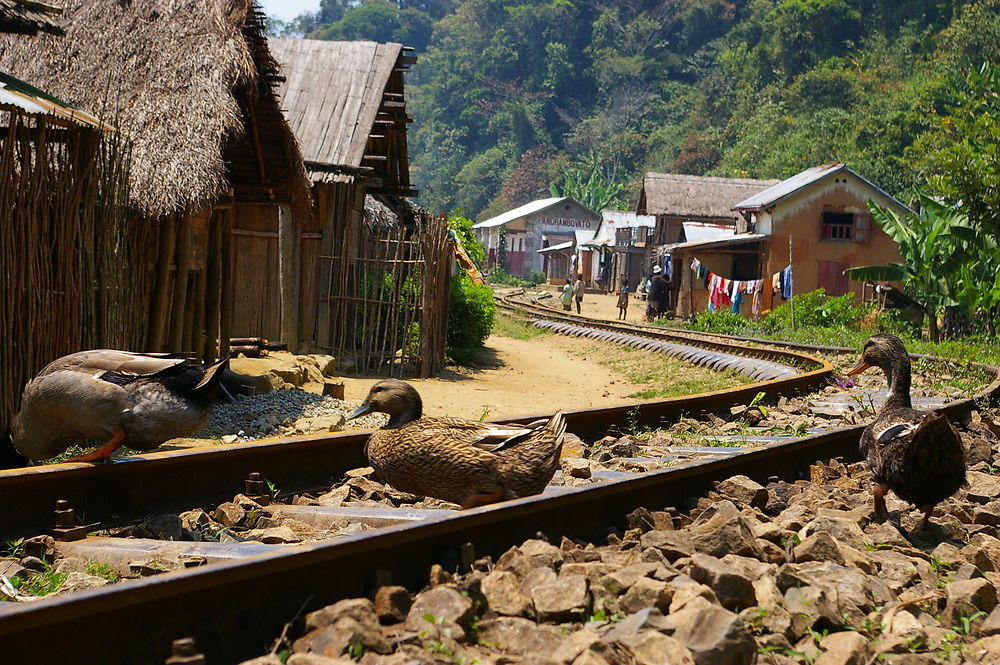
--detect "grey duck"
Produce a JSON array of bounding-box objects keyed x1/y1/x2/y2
[
  {"x1": 347, "y1": 379, "x2": 567, "y2": 508},
  {"x1": 3, "y1": 350, "x2": 231, "y2": 467},
  {"x1": 848, "y1": 334, "x2": 966, "y2": 532}
]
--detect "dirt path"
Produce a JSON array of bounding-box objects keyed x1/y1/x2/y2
[{"x1": 341, "y1": 333, "x2": 653, "y2": 421}]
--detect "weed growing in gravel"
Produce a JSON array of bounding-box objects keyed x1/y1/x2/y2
[
  {"x1": 2, "y1": 537, "x2": 24, "y2": 558},
  {"x1": 85, "y1": 561, "x2": 119, "y2": 583},
  {"x1": 10, "y1": 564, "x2": 66, "y2": 597}
]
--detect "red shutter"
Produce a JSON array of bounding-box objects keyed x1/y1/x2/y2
[{"x1": 854, "y1": 212, "x2": 871, "y2": 243}]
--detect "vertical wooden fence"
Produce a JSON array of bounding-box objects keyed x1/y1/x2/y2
[{"x1": 322, "y1": 213, "x2": 450, "y2": 377}]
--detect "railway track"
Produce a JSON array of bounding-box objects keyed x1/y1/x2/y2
[{"x1": 1, "y1": 300, "x2": 997, "y2": 664}]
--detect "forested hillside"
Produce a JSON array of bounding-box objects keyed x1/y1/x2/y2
[{"x1": 273, "y1": 0, "x2": 999, "y2": 221}]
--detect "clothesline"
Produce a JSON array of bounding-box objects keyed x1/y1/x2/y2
[{"x1": 690, "y1": 258, "x2": 793, "y2": 315}]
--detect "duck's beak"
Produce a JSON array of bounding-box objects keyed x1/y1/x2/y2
[
  {"x1": 846, "y1": 360, "x2": 872, "y2": 377},
  {"x1": 347, "y1": 403, "x2": 373, "y2": 420}
]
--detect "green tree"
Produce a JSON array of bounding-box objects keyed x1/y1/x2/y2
[
  {"x1": 844, "y1": 193, "x2": 979, "y2": 342},
  {"x1": 447, "y1": 215, "x2": 485, "y2": 266}
]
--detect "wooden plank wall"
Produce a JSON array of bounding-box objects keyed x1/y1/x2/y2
[{"x1": 229, "y1": 203, "x2": 282, "y2": 340}]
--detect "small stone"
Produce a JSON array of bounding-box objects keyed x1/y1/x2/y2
[
  {"x1": 531, "y1": 574, "x2": 590, "y2": 623},
  {"x1": 562, "y1": 458, "x2": 592, "y2": 479},
  {"x1": 639, "y1": 530, "x2": 693, "y2": 561},
  {"x1": 0, "y1": 557, "x2": 27, "y2": 579},
  {"x1": 982, "y1": 605, "x2": 1000, "y2": 636},
  {"x1": 21, "y1": 535, "x2": 55, "y2": 562},
  {"x1": 482, "y1": 570, "x2": 532, "y2": 617},
  {"x1": 405, "y1": 586, "x2": 474, "y2": 637},
  {"x1": 179, "y1": 509, "x2": 211, "y2": 531},
  {"x1": 967, "y1": 471, "x2": 1000, "y2": 503},
  {"x1": 55, "y1": 571, "x2": 110, "y2": 594},
  {"x1": 244, "y1": 526, "x2": 301, "y2": 544},
  {"x1": 521, "y1": 539, "x2": 564, "y2": 570},
  {"x1": 297, "y1": 598, "x2": 390, "y2": 657},
  {"x1": 616, "y1": 631, "x2": 694, "y2": 665},
  {"x1": 688, "y1": 501, "x2": 762, "y2": 559},
  {"x1": 213, "y1": 502, "x2": 246, "y2": 527},
  {"x1": 476, "y1": 617, "x2": 566, "y2": 656},
  {"x1": 619, "y1": 577, "x2": 672, "y2": 614},
  {"x1": 373, "y1": 586, "x2": 410, "y2": 624}
]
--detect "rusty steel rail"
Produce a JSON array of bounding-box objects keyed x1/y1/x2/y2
[{"x1": 1, "y1": 370, "x2": 998, "y2": 664}]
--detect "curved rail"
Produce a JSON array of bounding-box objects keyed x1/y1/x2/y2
[{"x1": 0, "y1": 310, "x2": 996, "y2": 663}]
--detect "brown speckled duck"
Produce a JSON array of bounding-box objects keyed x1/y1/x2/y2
[
  {"x1": 3, "y1": 350, "x2": 230, "y2": 467},
  {"x1": 347, "y1": 379, "x2": 566, "y2": 509},
  {"x1": 848, "y1": 334, "x2": 966, "y2": 532}
]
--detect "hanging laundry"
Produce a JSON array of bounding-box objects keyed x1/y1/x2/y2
[
  {"x1": 782, "y1": 266, "x2": 793, "y2": 299},
  {"x1": 731, "y1": 290, "x2": 743, "y2": 314}
]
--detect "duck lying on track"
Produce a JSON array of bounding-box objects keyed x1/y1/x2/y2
[
  {"x1": 848, "y1": 334, "x2": 966, "y2": 532},
  {"x1": 2, "y1": 350, "x2": 231, "y2": 468},
  {"x1": 347, "y1": 379, "x2": 566, "y2": 509}
]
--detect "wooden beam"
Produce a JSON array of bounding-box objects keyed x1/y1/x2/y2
[
  {"x1": 148, "y1": 216, "x2": 177, "y2": 352},
  {"x1": 168, "y1": 215, "x2": 193, "y2": 350},
  {"x1": 278, "y1": 205, "x2": 300, "y2": 353},
  {"x1": 365, "y1": 187, "x2": 419, "y2": 197}
]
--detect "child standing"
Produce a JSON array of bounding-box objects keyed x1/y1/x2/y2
[
  {"x1": 560, "y1": 278, "x2": 574, "y2": 311},
  {"x1": 617, "y1": 283, "x2": 630, "y2": 320}
]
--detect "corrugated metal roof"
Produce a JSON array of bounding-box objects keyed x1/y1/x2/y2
[
  {"x1": 682, "y1": 221, "x2": 734, "y2": 243},
  {"x1": 601, "y1": 210, "x2": 655, "y2": 228},
  {"x1": 473, "y1": 197, "x2": 570, "y2": 229},
  {"x1": 731, "y1": 163, "x2": 908, "y2": 212},
  {"x1": 0, "y1": 70, "x2": 106, "y2": 128},
  {"x1": 665, "y1": 233, "x2": 767, "y2": 253},
  {"x1": 537, "y1": 240, "x2": 573, "y2": 254}
]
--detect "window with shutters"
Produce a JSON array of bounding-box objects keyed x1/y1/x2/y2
[{"x1": 821, "y1": 211, "x2": 854, "y2": 240}]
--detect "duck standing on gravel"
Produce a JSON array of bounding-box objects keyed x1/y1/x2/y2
[
  {"x1": 347, "y1": 379, "x2": 567, "y2": 509},
  {"x1": 1, "y1": 350, "x2": 231, "y2": 468},
  {"x1": 847, "y1": 334, "x2": 966, "y2": 532}
]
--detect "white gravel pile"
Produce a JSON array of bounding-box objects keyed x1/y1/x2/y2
[{"x1": 195, "y1": 390, "x2": 387, "y2": 442}]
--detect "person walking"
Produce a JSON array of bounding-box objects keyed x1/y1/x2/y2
[
  {"x1": 560, "y1": 278, "x2": 574, "y2": 311},
  {"x1": 646, "y1": 265, "x2": 668, "y2": 321},
  {"x1": 572, "y1": 273, "x2": 584, "y2": 314},
  {"x1": 617, "y1": 282, "x2": 631, "y2": 320}
]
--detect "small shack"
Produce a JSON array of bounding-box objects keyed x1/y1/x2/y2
[
  {"x1": 269, "y1": 38, "x2": 447, "y2": 376},
  {"x1": 581, "y1": 211, "x2": 656, "y2": 291},
  {"x1": 473, "y1": 197, "x2": 600, "y2": 281},
  {"x1": 0, "y1": 0, "x2": 311, "y2": 361}
]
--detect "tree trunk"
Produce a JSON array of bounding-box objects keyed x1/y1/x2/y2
[{"x1": 927, "y1": 305, "x2": 939, "y2": 343}]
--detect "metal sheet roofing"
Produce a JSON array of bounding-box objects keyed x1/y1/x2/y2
[
  {"x1": 664, "y1": 233, "x2": 767, "y2": 253},
  {"x1": 682, "y1": 221, "x2": 735, "y2": 244},
  {"x1": 731, "y1": 163, "x2": 908, "y2": 212},
  {"x1": 0, "y1": 70, "x2": 105, "y2": 128},
  {"x1": 473, "y1": 197, "x2": 569, "y2": 229},
  {"x1": 537, "y1": 240, "x2": 573, "y2": 254}
]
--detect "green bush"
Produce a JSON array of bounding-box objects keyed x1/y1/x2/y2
[
  {"x1": 447, "y1": 275, "x2": 495, "y2": 364},
  {"x1": 487, "y1": 267, "x2": 534, "y2": 287},
  {"x1": 762, "y1": 289, "x2": 870, "y2": 330},
  {"x1": 684, "y1": 309, "x2": 755, "y2": 335},
  {"x1": 527, "y1": 270, "x2": 547, "y2": 285}
]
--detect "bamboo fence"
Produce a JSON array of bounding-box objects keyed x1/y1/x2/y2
[
  {"x1": 323, "y1": 212, "x2": 450, "y2": 377},
  {"x1": 0, "y1": 109, "x2": 139, "y2": 434}
]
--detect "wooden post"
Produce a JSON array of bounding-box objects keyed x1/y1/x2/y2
[
  {"x1": 203, "y1": 210, "x2": 223, "y2": 362},
  {"x1": 278, "y1": 204, "x2": 300, "y2": 353},
  {"x1": 315, "y1": 187, "x2": 337, "y2": 349},
  {"x1": 168, "y1": 214, "x2": 192, "y2": 351},
  {"x1": 148, "y1": 215, "x2": 177, "y2": 352},
  {"x1": 219, "y1": 207, "x2": 233, "y2": 359},
  {"x1": 678, "y1": 253, "x2": 692, "y2": 317}
]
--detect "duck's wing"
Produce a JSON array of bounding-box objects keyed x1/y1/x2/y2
[
  {"x1": 36, "y1": 350, "x2": 185, "y2": 379},
  {"x1": 412, "y1": 417, "x2": 539, "y2": 451}
]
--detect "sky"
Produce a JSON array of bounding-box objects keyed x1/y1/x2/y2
[{"x1": 258, "y1": 0, "x2": 319, "y2": 22}]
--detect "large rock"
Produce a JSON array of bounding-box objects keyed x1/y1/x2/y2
[
  {"x1": 476, "y1": 617, "x2": 567, "y2": 656},
  {"x1": 373, "y1": 586, "x2": 410, "y2": 625},
  {"x1": 941, "y1": 578, "x2": 998, "y2": 627},
  {"x1": 616, "y1": 631, "x2": 694, "y2": 665},
  {"x1": 801, "y1": 509, "x2": 870, "y2": 550},
  {"x1": 967, "y1": 472, "x2": 1000, "y2": 503},
  {"x1": 405, "y1": 586, "x2": 474, "y2": 640},
  {"x1": 619, "y1": 577, "x2": 673, "y2": 614},
  {"x1": 669, "y1": 605, "x2": 755, "y2": 665},
  {"x1": 793, "y1": 531, "x2": 846, "y2": 566},
  {"x1": 716, "y1": 476, "x2": 769, "y2": 509},
  {"x1": 688, "y1": 501, "x2": 762, "y2": 559},
  {"x1": 814, "y1": 631, "x2": 870, "y2": 665},
  {"x1": 687, "y1": 553, "x2": 757, "y2": 611},
  {"x1": 482, "y1": 570, "x2": 532, "y2": 617},
  {"x1": 532, "y1": 574, "x2": 590, "y2": 623},
  {"x1": 295, "y1": 598, "x2": 390, "y2": 658},
  {"x1": 639, "y1": 530, "x2": 693, "y2": 561}
]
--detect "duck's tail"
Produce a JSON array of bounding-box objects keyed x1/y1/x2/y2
[
  {"x1": 190, "y1": 357, "x2": 232, "y2": 403},
  {"x1": 497, "y1": 411, "x2": 567, "y2": 498}
]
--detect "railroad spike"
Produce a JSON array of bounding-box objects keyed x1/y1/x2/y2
[
  {"x1": 52, "y1": 499, "x2": 87, "y2": 542},
  {"x1": 165, "y1": 637, "x2": 205, "y2": 665}
]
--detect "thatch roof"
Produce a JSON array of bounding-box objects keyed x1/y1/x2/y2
[
  {"x1": 637, "y1": 173, "x2": 780, "y2": 220},
  {"x1": 0, "y1": 0, "x2": 309, "y2": 218},
  {"x1": 0, "y1": 0, "x2": 62, "y2": 36},
  {"x1": 269, "y1": 38, "x2": 417, "y2": 197}
]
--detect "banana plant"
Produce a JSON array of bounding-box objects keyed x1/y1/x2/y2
[{"x1": 845, "y1": 192, "x2": 978, "y2": 342}]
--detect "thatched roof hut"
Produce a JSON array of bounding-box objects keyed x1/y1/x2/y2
[
  {"x1": 0, "y1": 0, "x2": 310, "y2": 218},
  {"x1": 0, "y1": 0, "x2": 62, "y2": 35},
  {"x1": 637, "y1": 172, "x2": 780, "y2": 222}
]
